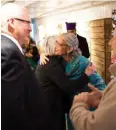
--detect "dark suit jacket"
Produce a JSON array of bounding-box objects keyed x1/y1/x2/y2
[
  {"x1": 1, "y1": 35, "x2": 51, "y2": 130},
  {"x1": 35, "y1": 56, "x2": 89, "y2": 130},
  {"x1": 77, "y1": 34, "x2": 90, "y2": 58}
]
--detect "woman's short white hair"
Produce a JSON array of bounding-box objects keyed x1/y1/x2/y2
[{"x1": 43, "y1": 35, "x2": 57, "y2": 55}]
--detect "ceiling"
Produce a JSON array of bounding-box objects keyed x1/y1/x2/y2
[{"x1": 1, "y1": 0, "x2": 113, "y2": 18}]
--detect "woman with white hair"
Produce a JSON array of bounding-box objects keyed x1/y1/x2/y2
[
  {"x1": 55, "y1": 33, "x2": 106, "y2": 90},
  {"x1": 35, "y1": 35, "x2": 95, "y2": 130}
]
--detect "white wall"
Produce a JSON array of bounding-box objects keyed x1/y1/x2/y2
[
  {"x1": 37, "y1": 2, "x2": 116, "y2": 23},
  {"x1": 36, "y1": 2, "x2": 116, "y2": 42}
]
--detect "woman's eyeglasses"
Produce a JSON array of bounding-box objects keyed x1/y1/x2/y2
[{"x1": 56, "y1": 40, "x2": 68, "y2": 47}]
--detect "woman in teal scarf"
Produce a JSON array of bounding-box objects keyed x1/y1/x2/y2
[{"x1": 55, "y1": 33, "x2": 106, "y2": 130}]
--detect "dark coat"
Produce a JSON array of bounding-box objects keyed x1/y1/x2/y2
[
  {"x1": 77, "y1": 34, "x2": 90, "y2": 58},
  {"x1": 35, "y1": 56, "x2": 89, "y2": 130},
  {"x1": 1, "y1": 35, "x2": 51, "y2": 130}
]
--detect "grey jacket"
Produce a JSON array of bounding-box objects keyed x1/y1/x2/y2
[{"x1": 70, "y1": 63, "x2": 116, "y2": 130}]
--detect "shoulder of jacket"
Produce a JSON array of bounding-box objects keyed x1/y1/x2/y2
[
  {"x1": 77, "y1": 34, "x2": 86, "y2": 40},
  {"x1": 1, "y1": 35, "x2": 16, "y2": 51},
  {"x1": 105, "y1": 78, "x2": 116, "y2": 94},
  {"x1": 42, "y1": 56, "x2": 60, "y2": 68},
  {"x1": 1, "y1": 36, "x2": 22, "y2": 62}
]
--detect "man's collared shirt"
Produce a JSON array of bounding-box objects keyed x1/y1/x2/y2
[{"x1": 1, "y1": 33, "x2": 24, "y2": 54}]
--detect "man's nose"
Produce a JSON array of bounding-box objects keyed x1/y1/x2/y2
[{"x1": 28, "y1": 24, "x2": 32, "y2": 32}]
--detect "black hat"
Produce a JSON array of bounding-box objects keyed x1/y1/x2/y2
[{"x1": 65, "y1": 22, "x2": 76, "y2": 30}]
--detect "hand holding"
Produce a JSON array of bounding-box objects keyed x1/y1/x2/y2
[
  {"x1": 73, "y1": 92, "x2": 90, "y2": 106},
  {"x1": 73, "y1": 85, "x2": 102, "y2": 108}
]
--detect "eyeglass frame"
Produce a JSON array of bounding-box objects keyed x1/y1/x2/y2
[
  {"x1": 7, "y1": 18, "x2": 31, "y2": 24},
  {"x1": 14, "y1": 18, "x2": 31, "y2": 24},
  {"x1": 56, "y1": 40, "x2": 69, "y2": 47}
]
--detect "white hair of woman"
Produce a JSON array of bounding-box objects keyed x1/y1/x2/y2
[{"x1": 42, "y1": 35, "x2": 57, "y2": 55}]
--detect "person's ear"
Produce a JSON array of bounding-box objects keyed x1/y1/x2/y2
[
  {"x1": 8, "y1": 18, "x2": 15, "y2": 29},
  {"x1": 67, "y1": 47, "x2": 73, "y2": 54}
]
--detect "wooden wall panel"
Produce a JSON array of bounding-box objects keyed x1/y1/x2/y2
[
  {"x1": 90, "y1": 32, "x2": 104, "y2": 38},
  {"x1": 91, "y1": 44, "x2": 105, "y2": 51},
  {"x1": 90, "y1": 20, "x2": 104, "y2": 27},
  {"x1": 90, "y1": 27, "x2": 104, "y2": 33},
  {"x1": 90, "y1": 39, "x2": 105, "y2": 45},
  {"x1": 91, "y1": 50, "x2": 105, "y2": 58},
  {"x1": 89, "y1": 18, "x2": 112, "y2": 84}
]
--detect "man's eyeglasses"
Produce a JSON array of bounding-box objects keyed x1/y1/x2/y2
[{"x1": 14, "y1": 18, "x2": 31, "y2": 24}]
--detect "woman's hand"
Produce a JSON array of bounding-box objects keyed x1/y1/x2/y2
[
  {"x1": 85, "y1": 62, "x2": 96, "y2": 76},
  {"x1": 40, "y1": 53, "x2": 49, "y2": 65}
]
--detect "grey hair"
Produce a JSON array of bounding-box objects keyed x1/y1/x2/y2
[
  {"x1": 1, "y1": 3, "x2": 25, "y2": 33},
  {"x1": 60, "y1": 33, "x2": 82, "y2": 57},
  {"x1": 43, "y1": 35, "x2": 57, "y2": 55}
]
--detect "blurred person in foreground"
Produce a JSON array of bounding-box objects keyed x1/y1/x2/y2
[
  {"x1": 1, "y1": 3, "x2": 51, "y2": 130},
  {"x1": 70, "y1": 30, "x2": 116, "y2": 130}
]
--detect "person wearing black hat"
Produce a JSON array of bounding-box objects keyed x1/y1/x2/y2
[{"x1": 65, "y1": 22, "x2": 90, "y2": 58}]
